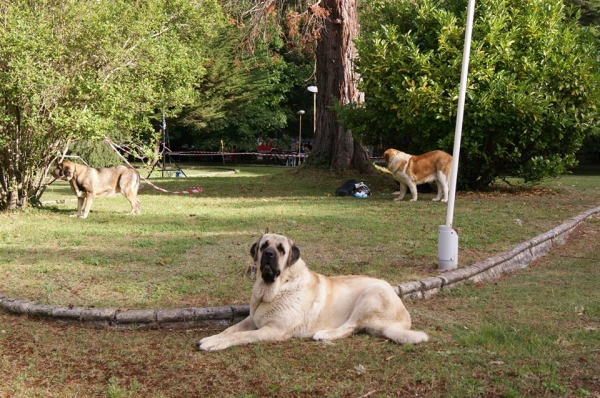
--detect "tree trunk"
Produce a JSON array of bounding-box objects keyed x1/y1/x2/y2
[
  {"x1": 310, "y1": 0, "x2": 372, "y2": 173},
  {"x1": 1, "y1": 143, "x2": 31, "y2": 211},
  {"x1": 0, "y1": 106, "x2": 62, "y2": 211}
]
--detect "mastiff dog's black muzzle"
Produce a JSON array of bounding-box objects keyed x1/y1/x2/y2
[{"x1": 260, "y1": 246, "x2": 281, "y2": 283}]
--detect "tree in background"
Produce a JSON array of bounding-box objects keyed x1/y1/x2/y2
[
  {"x1": 0, "y1": 0, "x2": 225, "y2": 210},
  {"x1": 565, "y1": 0, "x2": 600, "y2": 163},
  {"x1": 170, "y1": 27, "x2": 308, "y2": 152},
  {"x1": 344, "y1": 0, "x2": 600, "y2": 189},
  {"x1": 221, "y1": 0, "x2": 372, "y2": 172},
  {"x1": 567, "y1": 0, "x2": 600, "y2": 25},
  {"x1": 309, "y1": 0, "x2": 371, "y2": 171}
]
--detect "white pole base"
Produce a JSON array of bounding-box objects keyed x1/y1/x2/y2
[{"x1": 438, "y1": 225, "x2": 459, "y2": 271}]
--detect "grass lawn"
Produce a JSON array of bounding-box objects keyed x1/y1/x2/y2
[
  {"x1": 1, "y1": 164, "x2": 599, "y2": 311},
  {"x1": 0, "y1": 200, "x2": 598, "y2": 397}
]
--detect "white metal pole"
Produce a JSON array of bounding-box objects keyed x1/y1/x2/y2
[
  {"x1": 297, "y1": 110, "x2": 305, "y2": 165},
  {"x1": 299, "y1": 114, "x2": 302, "y2": 155},
  {"x1": 307, "y1": 85, "x2": 318, "y2": 137},
  {"x1": 313, "y1": 92, "x2": 317, "y2": 135},
  {"x1": 438, "y1": 0, "x2": 476, "y2": 271},
  {"x1": 447, "y1": 0, "x2": 476, "y2": 227}
]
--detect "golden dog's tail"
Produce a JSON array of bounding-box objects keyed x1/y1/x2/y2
[
  {"x1": 373, "y1": 162, "x2": 392, "y2": 175},
  {"x1": 383, "y1": 324, "x2": 429, "y2": 344}
]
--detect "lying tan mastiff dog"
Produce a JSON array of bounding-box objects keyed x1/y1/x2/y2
[
  {"x1": 198, "y1": 233, "x2": 429, "y2": 351},
  {"x1": 52, "y1": 160, "x2": 141, "y2": 219}
]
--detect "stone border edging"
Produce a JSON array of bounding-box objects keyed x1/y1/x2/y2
[
  {"x1": 1, "y1": 205, "x2": 599, "y2": 330},
  {"x1": 395, "y1": 205, "x2": 600, "y2": 299}
]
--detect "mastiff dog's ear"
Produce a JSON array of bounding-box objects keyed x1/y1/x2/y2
[
  {"x1": 288, "y1": 239, "x2": 300, "y2": 266},
  {"x1": 250, "y1": 241, "x2": 258, "y2": 262},
  {"x1": 250, "y1": 234, "x2": 264, "y2": 262}
]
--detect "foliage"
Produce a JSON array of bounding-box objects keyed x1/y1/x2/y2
[
  {"x1": 579, "y1": 132, "x2": 600, "y2": 162},
  {"x1": 344, "y1": 0, "x2": 600, "y2": 189},
  {"x1": 213, "y1": 0, "x2": 371, "y2": 171},
  {"x1": 68, "y1": 141, "x2": 122, "y2": 168},
  {"x1": 566, "y1": 0, "x2": 600, "y2": 25},
  {"x1": 0, "y1": 0, "x2": 226, "y2": 210},
  {"x1": 169, "y1": 24, "x2": 313, "y2": 152},
  {"x1": 565, "y1": 0, "x2": 600, "y2": 163}
]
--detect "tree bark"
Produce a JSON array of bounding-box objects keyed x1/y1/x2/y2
[{"x1": 310, "y1": 0, "x2": 372, "y2": 173}]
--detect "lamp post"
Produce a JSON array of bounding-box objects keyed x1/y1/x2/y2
[
  {"x1": 307, "y1": 85, "x2": 317, "y2": 136},
  {"x1": 297, "y1": 110, "x2": 305, "y2": 165}
]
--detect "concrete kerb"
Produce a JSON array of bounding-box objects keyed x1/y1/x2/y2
[
  {"x1": 1, "y1": 206, "x2": 599, "y2": 330},
  {"x1": 399, "y1": 205, "x2": 600, "y2": 296},
  {"x1": 0, "y1": 295, "x2": 251, "y2": 330}
]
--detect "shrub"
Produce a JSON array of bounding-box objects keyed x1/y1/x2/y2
[{"x1": 348, "y1": 0, "x2": 600, "y2": 189}]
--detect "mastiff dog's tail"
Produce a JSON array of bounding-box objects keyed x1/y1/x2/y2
[{"x1": 383, "y1": 324, "x2": 429, "y2": 344}]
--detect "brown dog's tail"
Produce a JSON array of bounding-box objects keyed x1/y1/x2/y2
[{"x1": 134, "y1": 170, "x2": 141, "y2": 188}]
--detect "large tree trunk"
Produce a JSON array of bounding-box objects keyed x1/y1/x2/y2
[{"x1": 310, "y1": 0, "x2": 372, "y2": 173}]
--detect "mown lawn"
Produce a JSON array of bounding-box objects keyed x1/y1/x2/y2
[
  {"x1": 0, "y1": 208, "x2": 598, "y2": 397},
  {"x1": 0, "y1": 164, "x2": 598, "y2": 311}
]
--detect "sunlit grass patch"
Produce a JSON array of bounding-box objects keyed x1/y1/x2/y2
[{"x1": 1, "y1": 165, "x2": 598, "y2": 310}]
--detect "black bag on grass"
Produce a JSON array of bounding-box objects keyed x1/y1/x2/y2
[{"x1": 335, "y1": 179, "x2": 357, "y2": 196}]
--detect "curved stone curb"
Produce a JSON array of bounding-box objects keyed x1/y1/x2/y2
[
  {"x1": 395, "y1": 205, "x2": 600, "y2": 299},
  {"x1": 1, "y1": 205, "x2": 599, "y2": 330},
  {"x1": 0, "y1": 298, "x2": 250, "y2": 331}
]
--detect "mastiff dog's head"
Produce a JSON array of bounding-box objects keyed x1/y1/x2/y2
[
  {"x1": 251, "y1": 233, "x2": 301, "y2": 284},
  {"x1": 52, "y1": 160, "x2": 76, "y2": 181}
]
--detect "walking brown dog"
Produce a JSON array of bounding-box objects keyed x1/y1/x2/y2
[{"x1": 52, "y1": 160, "x2": 140, "y2": 218}]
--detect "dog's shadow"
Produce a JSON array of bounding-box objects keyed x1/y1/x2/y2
[
  {"x1": 31, "y1": 196, "x2": 79, "y2": 215},
  {"x1": 37, "y1": 205, "x2": 77, "y2": 215}
]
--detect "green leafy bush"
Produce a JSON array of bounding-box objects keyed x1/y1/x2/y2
[
  {"x1": 348, "y1": 0, "x2": 600, "y2": 189},
  {"x1": 69, "y1": 141, "x2": 122, "y2": 168}
]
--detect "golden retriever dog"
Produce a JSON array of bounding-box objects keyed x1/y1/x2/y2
[
  {"x1": 52, "y1": 160, "x2": 140, "y2": 219},
  {"x1": 198, "y1": 233, "x2": 429, "y2": 351},
  {"x1": 383, "y1": 148, "x2": 452, "y2": 202}
]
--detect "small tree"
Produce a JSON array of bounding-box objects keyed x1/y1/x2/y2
[
  {"x1": 0, "y1": 0, "x2": 225, "y2": 210},
  {"x1": 346, "y1": 0, "x2": 600, "y2": 189}
]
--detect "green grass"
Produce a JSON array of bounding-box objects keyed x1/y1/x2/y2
[
  {"x1": 0, "y1": 216, "x2": 598, "y2": 397},
  {"x1": 1, "y1": 164, "x2": 599, "y2": 310}
]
